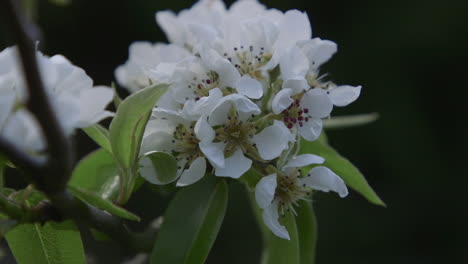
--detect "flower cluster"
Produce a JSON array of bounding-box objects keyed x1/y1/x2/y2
[
  {"x1": 0, "y1": 46, "x2": 114, "y2": 155},
  {"x1": 116, "y1": 0, "x2": 360, "y2": 239}
]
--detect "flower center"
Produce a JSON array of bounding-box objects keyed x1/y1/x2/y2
[
  {"x1": 280, "y1": 94, "x2": 311, "y2": 129},
  {"x1": 275, "y1": 170, "x2": 310, "y2": 215},
  {"x1": 213, "y1": 107, "x2": 261, "y2": 160},
  {"x1": 223, "y1": 45, "x2": 272, "y2": 80},
  {"x1": 187, "y1": 71, "x2": 220, "y2": 100},
  {"x1": 171, "y1": 123, "x2": 202, "y2": 166}
]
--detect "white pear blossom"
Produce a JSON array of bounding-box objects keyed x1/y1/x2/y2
[
  {"x1": 139, "y1": 88, "x2": 223, "y2": 186},
  {"x1": 255, "y1": 154, "x2": 348, "y2": 239},
  {"x1": 115, "y1": 41, "x2": 191, "y2": 93},
  {"x1": 0, "y1": 46, "x2": 114, "y2": 154},
  {"x1": 195, "y1": 94, "x2": 293, "y2": 179}
]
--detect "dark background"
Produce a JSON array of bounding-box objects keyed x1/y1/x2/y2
[{"x1": 1, "y1": 0, "x2": 467, "y2": 263}]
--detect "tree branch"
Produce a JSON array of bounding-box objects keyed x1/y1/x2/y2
[{"x1": 1, "y1": 0, "x2": 73, "y2": 194}]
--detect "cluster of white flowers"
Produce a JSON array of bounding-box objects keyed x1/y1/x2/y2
[
  {"x1": 116, "y1": 0, "x2": 360, "y2": 239},
  {"x1": 0, "y1": 46, "x2": 114, "y2": 156}
]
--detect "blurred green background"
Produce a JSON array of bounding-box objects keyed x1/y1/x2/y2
[{"x1": 1, "y1": 0, "x2": 467, "y2": 263}]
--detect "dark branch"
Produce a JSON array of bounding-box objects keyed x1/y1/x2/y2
[
  {"x1": 49, "y1": 190, "x2": 156, "y2": 252},
  {"x1": 1, "y1": 0, "x2": 73, "y2": 194}
]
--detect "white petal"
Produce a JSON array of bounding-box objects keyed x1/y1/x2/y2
[
  {"x1": 236, "y1": 75, "x2": 263, "y2": 99},
  {"x1": 215, "y1": 149, "x2": 252, "y2": 179},
  {"x1": 297, "y1": 117, "x2": 322, "y2": 141},
  {"x1": 209, "y1": 94, "x2": 260, "y2": 125},
  {"x1": 302, "y1": 166, "x2": 349, "y2": 198},
  {"x1": 177, "y1": 157, "x2": 207, "y2": 187},
  {"x1": 140, "y1": 130, "x2": 175, "y2": 156},
  {"x1": 208, "y1": 98, "x2": 231, "y2": 126},
  {"x1": 271, "y1": 88, "x2": 294, "y2": 114},
  {"x1": 282, "y1": 78, "x2": 309, "y2": 94},
  {"x1": 54, "y1": 95, "x2": 81, "y2": 135},
  {"x1": 255, "y1": 174, "x2": 277, "y2": 209},
  {"x1": 328, "y1": 85, "x2": 361, "y2": 107},
  {"x1": 194, "y1": 116, "x2": 215, "y2": 142},
  {"x1": 77, "y1": 86, "x2": 114, "y2": 127},
  {"x1": 252, "y1": 120, "x2": 291, "y2": 160},
  {"x1": 276, "y1": 10, "x2": 311, "y2": 51},
  {"x1": 280, "y1": 45, "x2": 309, "y2": 81},
  {"x1": 262, "y1": 202, "x2": 290, "y2": 240},
  {"x1": 3, "y1": 110, "x2": 44, "y2": 154},
  {"x1": 199, "y1": 141, "x2": 226, "y2": 169},
  {"x1": 229, "y1": 94, "x2": 261, "y2": 121},
  {"x1": 201, "y1": 49, "x2": 240, "y2": 88},
  {"x1": 182, "y1": 88, "x2": 223, "y2": 120},
  {"x1": 302, "y1": 88, "x2": 333, "y2": 118},
  {"x1": 155, "y1": 11, "x2": 184, "y2": 45},
  {"x1": 284, "y1": 154, "x2": 325, "y2": 168},
  {"x1": 298, "y1": 38, "x2": 337, "y2": 71}
]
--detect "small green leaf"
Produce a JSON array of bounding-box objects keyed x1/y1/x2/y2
[
  {"x1": 6, "y1": 220, "x2": 85, "y2": 264},
  {"x1": 300, "y1": 138, "x2": 385, "y2": 206},
  {"x1": 69, "y1": 148, "x2": 120, "y2": 200},
  {"x1": 109, "y1": 83, "x2": 168, "y2": 169},
  {"x1": 151, "y1": 176, "x2": 228, "y2": 264},
  {"x1": 82, "y1": 124, "x2": 112, "y2": 153},
  {"x1": 69, "y1": 185, "x2": 140, "y2": 221},
  {"x1": 140, "y1": 152, "x2": 178, "y2": 185},
  {"x1": 111, "y1": 82, "x2": 122, "y2": 109},
  {"x1": 296, "y1": 200, "x2": 317, "y2": 264},
  {"x1": 323, "y1": 113, "x2": 379, "y2": 129}
]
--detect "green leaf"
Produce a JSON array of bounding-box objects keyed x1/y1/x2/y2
[
  {"x1": 111, "y1": 82, "x2": 122, "y2": 109},
  {"x1": 140, "y1": 152, "x2": 178, "y2": 185},
  {"x1": 69, "y1": 148, "x2": 120, "y2": 200},
  {"x1": 300, "y1": 138, "x2": 385, "y2": 206},
  {"x1": 6, "y1": 220, "x2": 86, "y2": 264},
  {"x1": 82, "y1": 124, "x2": 112, "y2": 153},
  {"x1": 151, "y1": 176, "x2": 228, "y2": 264},
  {"x1": 69, "y1": 185, "x2": 140, "y2": 221},
  {"x1": 296, "y1": 200, "x2": 317, "y2": 264},
  {"x1": 109, "y1": 83, "x2": 168, "y2": 169}
]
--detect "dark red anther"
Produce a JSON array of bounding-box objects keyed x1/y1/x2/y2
[
  {"x1": 298, "y1": 116, "x2": 304, "y2": 121},
  {"x1": 298, "y1": 110, "x2": 303, "y2": 115},
  {"x1": 291, "y1": 117, "x2": 297, "y2": 123},
  {"x1": 287, "y1": 123, "x2": 293, "y2": 129},
  {"x1": 303, "y1": 108, "x2": 309, "y2": 113},
  {"x1": 299, "y1": 122, "x2": 303, "y2": 127},
  {"x1": 284, "y1": 117, "x2": 289, "y2": 123},
  {"x1": 197, "y1": 84, "x2": 202, "y2": 89},
  {"x1": 206, "y1": 79, "x2": 211, "y2": 84},
  {"x1": 305, "y1": 117, "x2": 309, "y2": 122},
  {"x1": 195, "y1": 97, "x2": 200, "y2": 101}
]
